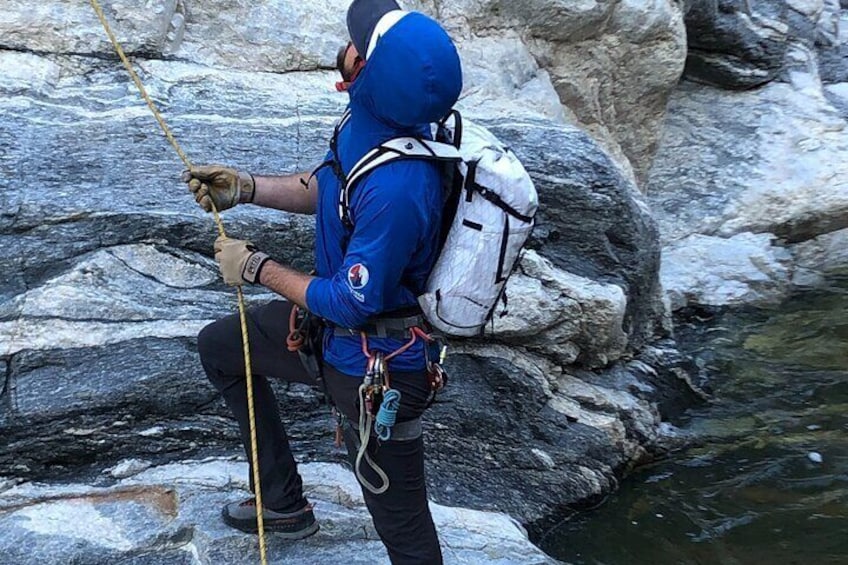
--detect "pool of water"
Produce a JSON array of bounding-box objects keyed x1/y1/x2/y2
[{"x1": 539, "y1": 276, "x2": 848, "y2": 564}]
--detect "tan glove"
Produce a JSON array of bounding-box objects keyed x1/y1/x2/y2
[
  {"x1": 182, "y1": 165, "x2": 255, "y2": 213},
  {"x1": 214, "y1": 236, "x2": 271, "y2": 286}
]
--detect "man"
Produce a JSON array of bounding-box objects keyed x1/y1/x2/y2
[{"x1": 184, "y1": 1, "x2": 462, "y2": 563}]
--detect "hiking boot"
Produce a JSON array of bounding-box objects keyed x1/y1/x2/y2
[{"x1": 221, "y1": 499, "x2": 319, "y2": 539}]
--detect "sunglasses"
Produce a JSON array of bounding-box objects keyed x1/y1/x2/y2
[
  {"x1": 336, "y1": 42, "x2": 352, "y2": 74},
  {"x1": 336, "y1": 42, "x2": 366, "y2": 91}
]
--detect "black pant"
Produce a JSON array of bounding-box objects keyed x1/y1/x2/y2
[{"x1": 197, "y1": 301, "x2": 442, "y2": 565}]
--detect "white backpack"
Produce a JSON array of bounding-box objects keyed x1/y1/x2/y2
[{"x1": 340, "y1": 111, "x2": 539, "y2": 337}]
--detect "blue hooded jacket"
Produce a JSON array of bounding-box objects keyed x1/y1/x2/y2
[{"x1": 305, "y1": 12, "x2": 463, "y2": 377}]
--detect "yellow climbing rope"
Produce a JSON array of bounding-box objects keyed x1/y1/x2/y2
[{"x1": 87, "y1": 2, "x2": 268, "y2": 563}]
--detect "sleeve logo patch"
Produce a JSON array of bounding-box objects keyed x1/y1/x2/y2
[{"x1": 347, "y1": 263, "x2": 370, "y2": 290}]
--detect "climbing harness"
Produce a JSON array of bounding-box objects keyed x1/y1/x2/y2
[
  {"x1": 283, "y1": 303, "x2": 450, "y2": 492},
  {"x1": 283, "y1": 295, "x2": 452, "y2": 496},
  {"x1": 351, "y1": 325, "x2": 448, "y2": 495},
  {"x1": 87, "y1": 2, "x2": 269, "y2": 563}
]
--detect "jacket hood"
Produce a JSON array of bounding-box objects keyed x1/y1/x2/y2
[{"x1": 348, "y1": 11, "x2": 462, "y2": 131}]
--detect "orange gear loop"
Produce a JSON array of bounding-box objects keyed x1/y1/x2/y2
[
  {"x1": 360, "y1": 326, "x2": 434, "y2": 363},
  {"x1": 287, "y1": 305, "x2": 307, "y2": 352}
]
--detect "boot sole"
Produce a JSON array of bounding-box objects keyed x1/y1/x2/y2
[{"x1": 222, "y1": 513, "x2": 320, "y2": 540}]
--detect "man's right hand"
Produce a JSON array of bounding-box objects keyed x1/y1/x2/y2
[{"x1": 181, "y1": 165, "x2": 255, "y2": 213}]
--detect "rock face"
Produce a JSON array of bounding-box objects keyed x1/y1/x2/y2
[
  {"x1": 490, "y1": 121, "x2": 663, "y2": 362},
  {"x1": 0, "y1": 459, "x2": 557, "y2": 564},
  {"x1": 434, "y1": 0, "x2": 689, "y2": 183},
  {"x1": 0, "y1": 0, "x2": 691, "y2": 186},
  {"x1": 790, "y1": 227, "x2": 848, "y2": 286},
  {"x1": 682, "y1": 0, "x2": 846, "y2": 88},
  {"x1": 426, "y1": 341, "x2": 699, "y2": 531},
  {"x1": 648, "y1": 72, "x2": 848, "y2": 245},
  {"x1": 661, "y1": 232, "x2": 793, "y2": 310},
  {"x1": 651, "y1": 0, "x2": 848, "y2": 310},
  {"x1": 683, "y1": 0, "x2": 790, "y2": 89},
  {"x1": 11, "y1": 0, "x2": 848, "y2": 561},
  {"x1": 0, "y1": 1, "x2": 699, "y2": 562}
]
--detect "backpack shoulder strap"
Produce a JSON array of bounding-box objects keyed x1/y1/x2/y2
[
  {"x1": 437, "y1": 109, "x2": 463, "y2": 148},
  {"x1": 338, "y1": 137, "x2": 462, "y2": 228}
]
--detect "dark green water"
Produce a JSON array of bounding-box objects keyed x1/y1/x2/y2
[{"x1": 540, "y1": 277, "x2": 848, "y2": 564}]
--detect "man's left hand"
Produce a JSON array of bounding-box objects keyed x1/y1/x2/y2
[{"x1": 214, "y1": 236, "x2": 271, "y2": 286}]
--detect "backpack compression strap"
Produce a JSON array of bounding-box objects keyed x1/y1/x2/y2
[{"x1": 338, "y1": 137, "x2": 462, "y2": 228}]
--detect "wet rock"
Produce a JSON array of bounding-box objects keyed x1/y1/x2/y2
[{"x1": 426, "y1": 343, "x2": 695, "y2": 532}]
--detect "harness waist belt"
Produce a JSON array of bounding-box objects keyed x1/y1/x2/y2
[
  {"x1": 348, "y1": 416, "x2": 423, "y2": 442},
  {"x1": 333, "y1": 314, "x2": 426, "y2": 339}
]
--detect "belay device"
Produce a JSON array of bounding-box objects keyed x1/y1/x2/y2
[{"x1": 340, "y1": 110, "x2": 540, "y2": 336}]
